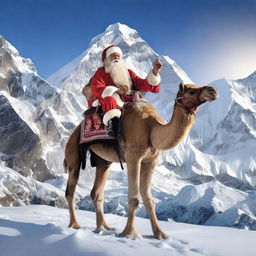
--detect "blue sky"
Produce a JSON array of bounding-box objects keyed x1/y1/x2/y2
[{"x1": 1, "y1": 0, "x2": 256, "y2": 84}]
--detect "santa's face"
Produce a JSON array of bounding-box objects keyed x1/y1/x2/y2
[
  {"x1": 109, "y1": 53, "x2": 121, "y2": 62},
  {"x1": 104, "y1": 54, "x2": 132, "y2": 91},
  {"x1": 104, "y1": 53, "x2": 124, "y2": 72}
]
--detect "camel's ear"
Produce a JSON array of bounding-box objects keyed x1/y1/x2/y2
[{"x1": 179, "y1": 82, "x2": 185, "y2": 93}]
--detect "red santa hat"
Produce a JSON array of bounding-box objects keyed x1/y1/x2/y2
[{"x1": 102, "y1": 45, "x2": 122, "y2": 61}]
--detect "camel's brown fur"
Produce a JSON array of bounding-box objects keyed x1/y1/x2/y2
[{"x1": 64, "y1": 83, "x2": 218, "y2": 239}]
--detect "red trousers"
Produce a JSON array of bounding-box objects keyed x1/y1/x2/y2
[{"x1": 100, "y1": 96, "x2": 119, "y2": 113}]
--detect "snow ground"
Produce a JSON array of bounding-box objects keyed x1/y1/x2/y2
[{"x1": 0, "y1": 205, "x2": 255, "y2": 256}]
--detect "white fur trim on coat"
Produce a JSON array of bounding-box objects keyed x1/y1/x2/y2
[
  {"x1": 113, "y1": 93, "x2": 124, "y2": 107},
  {"x1": 146, "y1": 70, "x2": 161, "y2": 86},
  {"x1": 101, "y1": 86, "x2": 119, "y2": 98},
  {"x1": 106, "y1": 47, "x2": 123, "y2": 59},
  {"x1": 103, "y1": 109, "x2": 121, "y2": 125},
  {"x1": 92, "y1": 99, "x2": 99, "y2": 107}
]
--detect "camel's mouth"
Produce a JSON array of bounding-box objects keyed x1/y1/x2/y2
[
  {"x1": 205, "y1": 93, "x2": 218, "y2": 101},
  {"x1": 201, "y1": 88, "x2": 218, "y2": 102}
]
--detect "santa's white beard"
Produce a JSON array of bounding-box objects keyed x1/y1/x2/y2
[{"x1": 104, "y1": 58, "x2": 132, "y2": 92}]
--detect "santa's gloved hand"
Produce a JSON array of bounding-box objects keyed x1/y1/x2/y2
[
  {"x1": 153, "y1": 59, "x2": 163, "y2": 75},
  {"x1": 118, "y1": 85, "x2": 129, "y2": 95}
]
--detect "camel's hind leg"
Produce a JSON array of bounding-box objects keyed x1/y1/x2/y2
[
  {"x1": 65, "y1": 164, "x2": 81, "y2": 229},
  {"x1": 90, "y1": 152, "x2": 114, "y2": 231},
  {"x1": 140, "y1": 162, "x2": 169, "y2": 240},
  {"x1": 65, "y1": 125, "x2": 81, "y2": 229}
]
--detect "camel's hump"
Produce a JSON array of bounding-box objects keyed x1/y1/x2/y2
[{"x1": 126, "y1": 101, "x2": 164, "y2": 124}]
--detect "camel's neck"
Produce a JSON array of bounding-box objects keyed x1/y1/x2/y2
[{"x1": 150, "y1": 105, "x2": 195, "y2": 150}]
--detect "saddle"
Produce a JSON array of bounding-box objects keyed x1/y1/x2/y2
[
  {"x1": 79, "y1": 106, "x2": 120, "y2": 170},
  {"x1": 80, "y1": 107, "x2": 116, "y2": 144},
  {"x1": 79, "y1": 90, "x2": 146, "y2": 170}
]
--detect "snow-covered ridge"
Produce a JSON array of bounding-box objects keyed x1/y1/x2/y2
[
  {"x1": 0, "y1": 35, "x2": 36, "y2": 75},
  {"x1": 1, "y1": 205, "x2": 256, "y2": 256},
  {"x1": 0, "y1": 90, "x2": 40, "y2": 135},
  {"x1": 0, "y1": 165, "x2": 66, "y2": 207}
]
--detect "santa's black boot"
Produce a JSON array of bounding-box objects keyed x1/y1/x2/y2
[{"x1": 111, "y1": 117, "x2": 120, "y2": 137}]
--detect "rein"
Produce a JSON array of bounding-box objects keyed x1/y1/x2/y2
[{"x1": 175, "y1": 92, "x2": 202, "y2": 116}]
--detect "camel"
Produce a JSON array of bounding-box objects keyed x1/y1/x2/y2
[{"x1": 64, "y1": 82, "x2": 218, "y2": 239}]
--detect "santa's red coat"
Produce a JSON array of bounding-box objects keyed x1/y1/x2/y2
[{"x1": 91, "y1": 67, "x2": 160, "y2": 113}]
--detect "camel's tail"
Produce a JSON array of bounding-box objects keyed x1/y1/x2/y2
[{"x1": 63, "y1": 159, "x2": 68, "y2": 173}]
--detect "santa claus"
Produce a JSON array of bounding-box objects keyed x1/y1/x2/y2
[{"x1": 90, "y1": 45, "x2": 162, "y2": 128}]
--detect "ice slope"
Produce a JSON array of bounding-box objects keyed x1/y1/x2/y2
[{"x1": 0, "y1": 205, "x2": 255, "y2": 256}]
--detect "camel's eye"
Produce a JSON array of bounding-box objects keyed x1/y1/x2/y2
[{"x1": 188, "y1": 89, "x2": 197, "y2": 95}]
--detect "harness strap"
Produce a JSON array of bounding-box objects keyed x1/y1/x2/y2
[
  {"x1": 114, "y1": 142, "x2": 124, "y2": 170},
  {"x1": 175, "y1": 97, "x2": 198, "y2": 115},
  {"x1": 80, "y1": 144, "x2": 89, "y2": 170}
]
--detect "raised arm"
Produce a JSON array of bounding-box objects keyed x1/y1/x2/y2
[{"x1": 129, "y1": 59, "x2": 163, "y2": 93}]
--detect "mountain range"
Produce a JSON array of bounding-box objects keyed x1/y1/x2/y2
[{"x1": 0, "y1": 23, "x2": 256, "y2": 230}]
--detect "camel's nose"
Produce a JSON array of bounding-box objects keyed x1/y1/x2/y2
[{"x1": 201, "y1": 86, "x2": 218, "y2": 102}]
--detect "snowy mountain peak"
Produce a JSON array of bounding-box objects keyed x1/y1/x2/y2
[
  {"x1": 106, "y1": 22, "x2": 134, "y2": 33},
  {"x1": 47, "y1": 22, "x2": 191, "y2": 95},
  {"x1": 105, "y1": 22, "x2": 139, "y2": 39},
  {"x1": 0, "y1": 35, "x2": 36, "y2": 75},
  {"x1": 0, "y1": 35, "x2": 19, "y2": 56},
  {"x1": 89, "y1": 22, "x2": 142, "y2": 50},
  {"x1": 236, "y1": 70, "x2": 256, "y2": 83},
  {"x1": 247, "y1": 70, "x2": 256, "y2": 78}
]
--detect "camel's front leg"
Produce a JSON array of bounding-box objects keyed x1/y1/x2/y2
[
  {"x1": 121, "y1": 152, "x2": 142, "y2": 239},
  {"x1": 140, "y1": 162, "x2": 169, "y2": 240}
]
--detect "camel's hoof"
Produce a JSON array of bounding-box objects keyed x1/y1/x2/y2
[
  {"x1": 94, "y1": 227, "x2": 116, "y2": 235},
  {"x1": 121, "y1": 229, "x2": 142, "y2": 239},
  {"x1": 154, "y1": 230, "x2": 169, "y2": 240},
  {"x1": 68, "y1": 223, "x2": 81, "y2": 229},
  {"x1": 94, "y1": 227, "x2": 105, "y2": 234},
  {"x1": 94, "y1": 226, "x2": 116, "y2": 233},
  {"x1": 103, "y1": 224, "x2": 116, "y2": 232},
  {"x1": 95, "y1": 222, "x2": 116, "y2": 232}
]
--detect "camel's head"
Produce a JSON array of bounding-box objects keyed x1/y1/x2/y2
[{"x1": 176, "y1": 83, "x2": 218, "y2": 114}]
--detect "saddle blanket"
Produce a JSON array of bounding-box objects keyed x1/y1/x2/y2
[
  {"x1": 79, "y1": 91, "x2": 146, "y2": 145},
  {"x1": 80, "y1": 111, "x2": 115, "y2": 144}
]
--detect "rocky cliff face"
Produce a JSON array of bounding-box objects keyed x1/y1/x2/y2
[
  {"x1": 0, "y1": 165, "x2": 67, "y2": 208},
  {"x1": 0, "y1": 35, "x2": 66, "y2": 181},
  {"x1": 0, "y1": 93, "x2": 42, "y2": 176}
]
